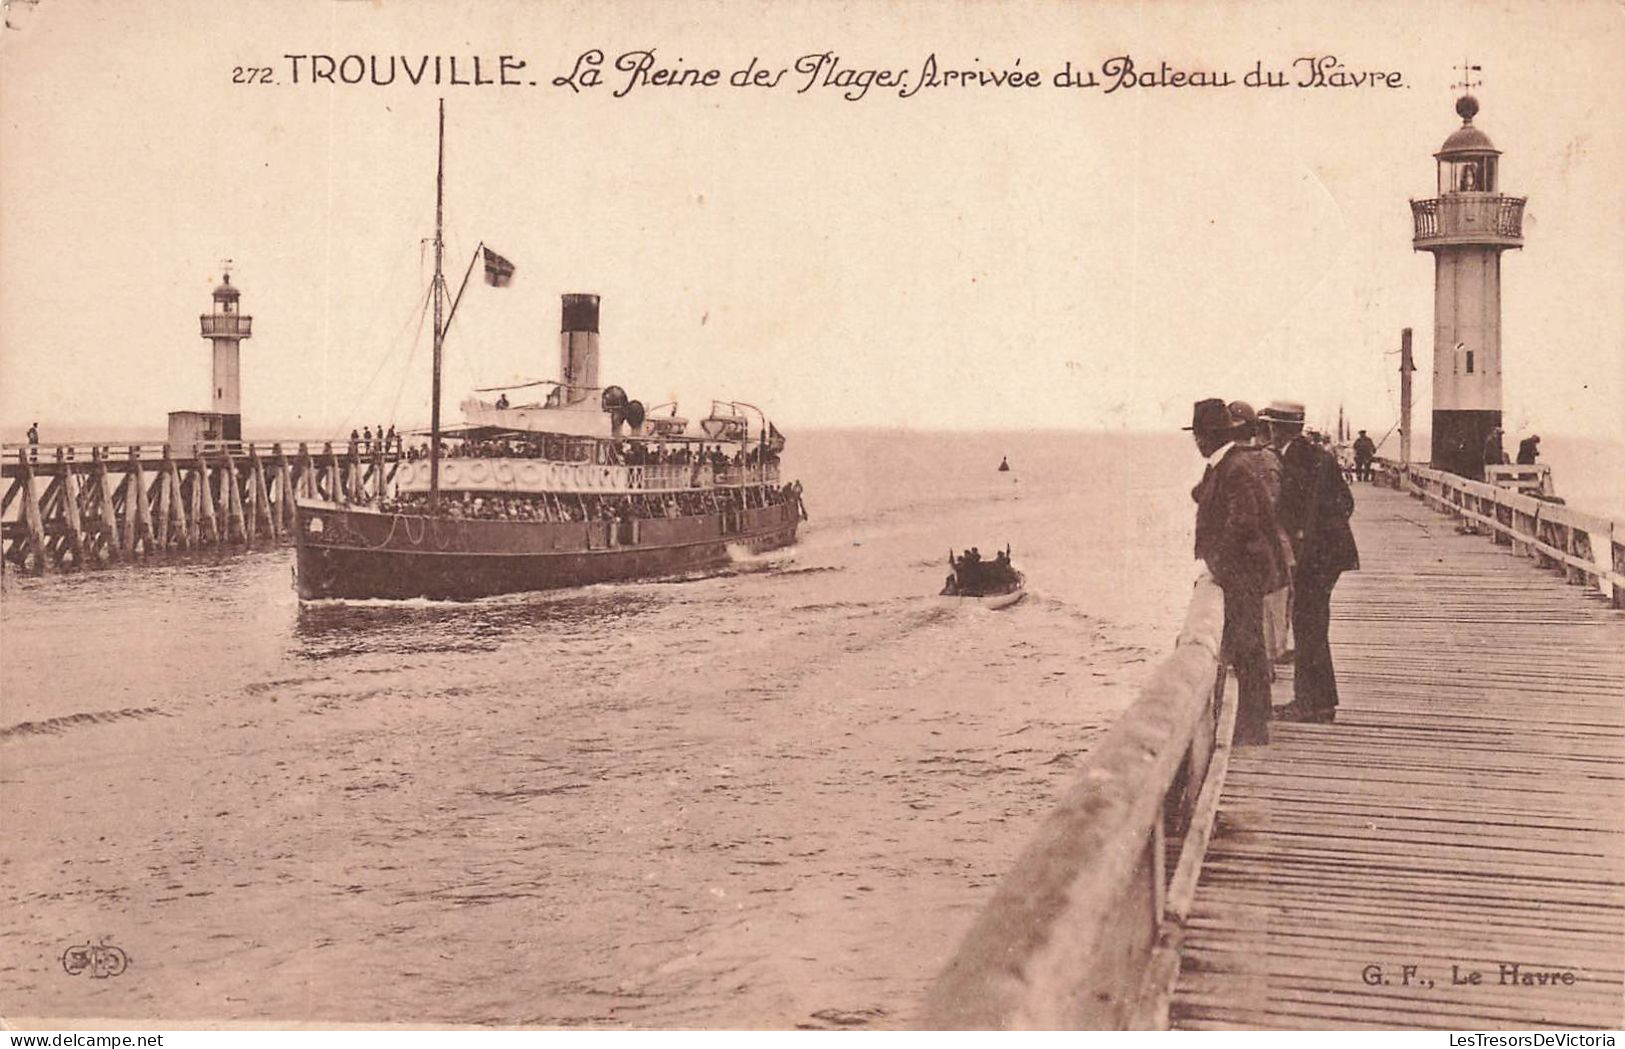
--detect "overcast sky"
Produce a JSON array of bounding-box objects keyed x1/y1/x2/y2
[{"x1": 2, "y1": 0, "x2": 1621, "y2": 442}]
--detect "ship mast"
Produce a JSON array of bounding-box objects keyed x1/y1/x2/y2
[{"x1": 429, "y1": 99, "x2": 446, "y2": 511}]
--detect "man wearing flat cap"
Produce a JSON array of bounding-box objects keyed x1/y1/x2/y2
[
  {"x1": 1263, "y1": 400, "x2": 1360, "y2": 724},
  {"x1": 1188, "y1": 398, "x2": 1289, "y2": 745}
]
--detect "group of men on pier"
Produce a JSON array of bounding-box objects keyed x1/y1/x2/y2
[{"x1": 1187, "y1": 398, "x2": 1360, "y2": 745}]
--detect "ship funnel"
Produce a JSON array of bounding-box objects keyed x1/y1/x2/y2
[{"x1": 560, "y1": 293, "x2": 600, "y2": 406}]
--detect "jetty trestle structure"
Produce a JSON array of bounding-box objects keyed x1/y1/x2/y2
[
  {"x1": 0, "y1": 441, "x2": 401, "y2": 575},
  {"x1": 921, "y1": 466, "x2": 1625, "y2": 1030}
]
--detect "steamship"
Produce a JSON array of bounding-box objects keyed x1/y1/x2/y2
[{"x1": 292, "y1": 104, "x2": 803, "y2": 601}]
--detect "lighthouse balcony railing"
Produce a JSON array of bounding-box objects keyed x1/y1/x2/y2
[
  {"x1": 200, "y1": 314, "x2": 253, "y2": 338},
  {"x1": 1410, "y1": 194, "x2": 1525, "y2": 246}
]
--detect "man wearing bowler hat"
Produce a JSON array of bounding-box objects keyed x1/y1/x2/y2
[
  {"x1": 1262, "y1": 400, "x2": 1360, "y2": 724},
  {"x1": 1187, "y1": 398, "x2": 1289, "y2": 745}
]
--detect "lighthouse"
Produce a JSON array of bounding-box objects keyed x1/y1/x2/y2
[
  {"x1": 199, "y1": 272, "x2": 253, "y2": 441},
  {"x1": 1410, "y1": 87, "x2": 1526, "y2": 479}
]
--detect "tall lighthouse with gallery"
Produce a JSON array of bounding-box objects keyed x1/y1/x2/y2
[
  {"x1": 168, "y1": 266, "x2": 254, "y2": 447},
  {"x1": 1409, "y1": 69, "x2": 1526, "y2": 479}
]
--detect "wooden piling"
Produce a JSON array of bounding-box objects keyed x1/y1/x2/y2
[
  {"x1": 296, "y1": 444, "x2": 316, "y2": 500},
  {"x1": 18, "y1": 450, "x2": 47, "y2": 574},
  {"x1": 60, "y1": 457, "x2": 85, "y2": 568},
  {"x1": 192, "y1": 455, "x2": 220, "y2": 545},
  {"x1": 220, "y1": 451, "x2": 247, "y2": 544},
  {"x1": 249, "y1": 446, "x2": 275, "y2": 540},
  {"x1": 93, "y1": 450, "x2": 124, "y2": 560},
  {"x1": 127, "y1": 448, "x2": 156, "y2": 556},
  {"x1": 163, "y1": 452, "x2": 190, "y2": 549},
  {"x1": 347, "y1": 442, "x2": 362, "y2": 503},
  {"x1": 154, "y1": 451, "x2": 172, "y2": 550},
  {"x1": 275, "y1": 444, "x2": 295, "y2": 532},
  {"x1": 326, "y1": 444, "x2": 342, "y2": 504}
]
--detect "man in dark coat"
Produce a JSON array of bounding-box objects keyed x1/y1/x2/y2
[
  {"x1": 1516, "y1": 434, "x2": 1541, "y2": 465},
  {"x1": 1263, "y1": 400, "x2": 1360, "y2": 723},
  {"x1": 1352, "y1": 430, "x2": 1377, "y2": 482},
  {"x1": 1188, "y1": 398, "x2": 1290, "y2": 745}
]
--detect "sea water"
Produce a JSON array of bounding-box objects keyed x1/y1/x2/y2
[{"x1": 8, "y1": 426, "x2": 1579, "y2": 1027}]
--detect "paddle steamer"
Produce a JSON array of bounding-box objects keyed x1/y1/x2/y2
[{"x1": 293, "y1": 104, "x2": 802, "y2": 600}]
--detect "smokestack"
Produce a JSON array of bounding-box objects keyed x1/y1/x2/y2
[{"x1": 560, "y1": 293, "x2": 600, "y2": 406}]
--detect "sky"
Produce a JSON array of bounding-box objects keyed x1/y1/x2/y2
[{"x1": 2, "y1": 0, "x2": 1622, "y2": 444}]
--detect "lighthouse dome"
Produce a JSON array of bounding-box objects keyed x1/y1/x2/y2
[
  {"x1": 213, "y1": 274, "x2": 240, "y2": 299},
  {"x1": 1437, "y1": 95, "x2": 1499, "y2": 155},
  {"x1": 1439, "y1": 123, "x2": 1498, "y2": 156}
]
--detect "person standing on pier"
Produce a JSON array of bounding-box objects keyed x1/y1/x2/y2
[
  {"x1": 1516, "y1": 434, "x2": 1541, "y2": 465},
  {"x1": 1188, "y1": 399, "x2": 1288, "y2": 746},
  {"x1": 1352, "y1": 430, "x2": 1377, "y2": 482},
  {"x1": 1481, "y1": 427, "x2": 1507, "y2": 478},
  {"x1": 1263, "y1": 401, "x2": 1359, "y2": 724},
  {"x1": 1229, "y1": 401, "x2": 1295, "y2": 672}
]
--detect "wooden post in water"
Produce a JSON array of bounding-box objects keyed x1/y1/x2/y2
[
  {"x1": 94, "y1": 449, "x2": 124, "y2": 560},
  {"x1": 193, "y1": 454, "x2": 220, "y2": 545},
  {"x1": 347, "y1": 441, "x2": 362, "y2": 504},
  {"x1": 220, "y1": 450, "x2": 247, "y2": 544},
  {"x1": 374, "y1": 441, "x2": 387, "y2": 502},
  {"x1": 325, "y1": 443, "x2": 342, "y2": 503},
  {"x1": 275, "y1": 444, "x2": 296, "y2": 532},
  {"x1": 154, "y1": 450, "x2": 173, "y2": 550},
  {"x1": 60, "y1": 454, "x2": 85, "y2": 568},
  {"x1": 18, "y1": 449, "x2": 47, "y2": 574},
  {"x1": 127, "y1": 448, "x2": 156, "y2": 556},
  {"x1": 164, "y1": 451, "x2": 190, "y2": 549},
  {"x1": 296, "y1": 444, "x2": 316, "y2": 500},
  {"x1": 249, "y1": 445, "x2": 274, "y2": 540}
]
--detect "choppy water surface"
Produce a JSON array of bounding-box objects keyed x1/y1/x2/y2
[{"x1": 1, "y1": 430, "x2": 1198, "y2": 1027}]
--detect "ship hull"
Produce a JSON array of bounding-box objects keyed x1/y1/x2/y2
[{"x1": 293, "y1": 500, "x2": 800, "y2": 601}]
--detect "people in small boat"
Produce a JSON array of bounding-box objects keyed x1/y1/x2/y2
[{"x1": 495, "y1": 393, "x2": 510, "y2": 409}]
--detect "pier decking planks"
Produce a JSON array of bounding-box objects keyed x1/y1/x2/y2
[{"x1": 1171, "y1": 484, "x2": 1625, "y2": 1030}]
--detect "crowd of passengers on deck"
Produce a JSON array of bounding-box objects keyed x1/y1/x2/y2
[
  {"x1": 395, "y1": 437, "x2": 781, "y2": 468},
  {"x1": 376, "y1": 483, "x2": 795, "y2": 522}
]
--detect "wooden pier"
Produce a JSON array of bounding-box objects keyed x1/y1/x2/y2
[
  {"x1": 1171, "y1": 481, "x2": 1625, "y2": 1029},
  {"x1": 0, "y1": 441, "x2": 402, "y2": 574},
  {"x1": 924, "y1": 472, "x2": 1624, "y2": 1031}
]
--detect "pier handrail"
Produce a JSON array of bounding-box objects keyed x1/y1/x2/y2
[
  {"x1": 0, "y1": 439, "x2": 403, "y2": 465},
  {"x1": 1379, "y1": 461, "x2": 1624, "y2": 608},
  {"x1": 920, "y1": 576, "x2": 1231, "y2": 1029}
]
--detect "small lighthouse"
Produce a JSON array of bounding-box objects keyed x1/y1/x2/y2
[
  {"x1": 200, "y1": 271, "x2": 253, "y2": 441},
  {"x1": 169, "y1": 268, "x2": 255, "y2": 447},
  {"x1": 1410, "y1": 76, "x2": 1526, "y2": 479}
]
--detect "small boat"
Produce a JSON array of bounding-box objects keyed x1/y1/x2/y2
[{"x1": 940, "y1": 546, "x2": 1025, "y2": 609}]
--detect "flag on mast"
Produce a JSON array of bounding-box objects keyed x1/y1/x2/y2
[{"x1": 482, "y1": 247, "x2": 515, "y2": 287}]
